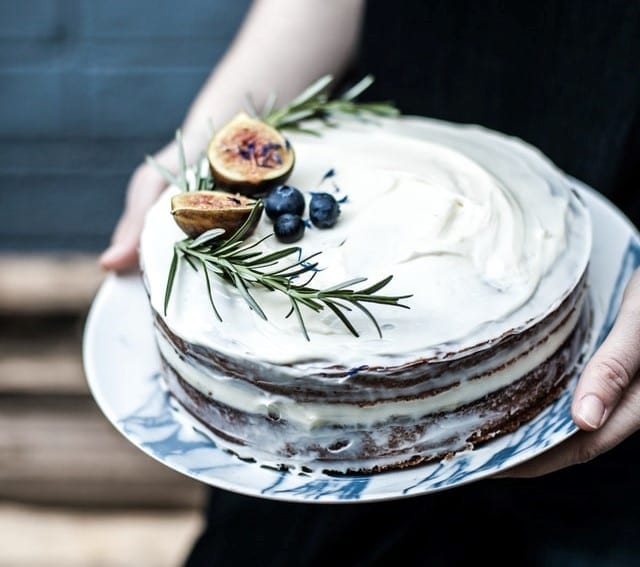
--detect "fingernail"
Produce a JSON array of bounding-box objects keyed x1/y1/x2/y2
[{"x1": 576, "y1": 394, "x2": 605, "y2": 429}]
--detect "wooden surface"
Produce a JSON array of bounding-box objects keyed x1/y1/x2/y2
[
  {"x1": 0, "y1": 254, "x2": 107, "y2": 314},
  {"x1": 1, "y1": 314, "x2": 88, "y2": 395},
  {"x1": 0, "y1": 254, "x2": 207, "y2": 566},
  {"x1": 0, "y1": 395, "x2": 205, "y2": 508},
  {"x1": 0, "y1": 504, "x2": 202, "y2": 567}
]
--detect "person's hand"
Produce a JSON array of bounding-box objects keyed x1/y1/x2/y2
[
  {"x1": 97, "y1": 0, "x2": 364, "y2": 272},
  {"x1": 99, "y1": 162, "x2": 169, "y2": 272},
  {"x1": 99, "y1": 131, "x2": 191, "y2": 272},
  {"x1": 500, "y1": 267, "x2": 640, "y2": 477}
]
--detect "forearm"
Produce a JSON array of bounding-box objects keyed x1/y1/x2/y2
[{"x1": 160, "y1": 0, "x2": 364, "y2": 167}]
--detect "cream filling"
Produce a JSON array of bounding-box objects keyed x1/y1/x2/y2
[{"x1": 158, "y1": 294, "x2": 584, "y2": 430}]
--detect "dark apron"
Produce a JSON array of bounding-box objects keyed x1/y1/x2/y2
[{"x1": 187, "y1": 3, "x2": 640, "y2": 565}]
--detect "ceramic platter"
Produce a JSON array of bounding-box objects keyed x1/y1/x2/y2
[{"x1": 83, "y1": 181, "x2": 640, "y2": 503}]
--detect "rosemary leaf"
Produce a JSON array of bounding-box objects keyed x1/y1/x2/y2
[
  {"x1": 289, "y1": 292, "x2": 324, "y2": 313},
  {"x1": 194, "y1": 153, "x2": 214, "y2": 191},
  {"x1": 357, "y1": 275, "x2": 395, "y2": 295},
  {"x1": 227, "y1": 233, "x2": 273, "y2": 256},
  {"x1": 263, "y1": 74, "x2": 399, "y2": 133},
  {"x1": 244, "y1": 246, "x2": 301, "y2": 267},
  {"x1": 245, "y1": 93, "x2": 260, "y2": 118},
  {"x1": 203, "y1": 260, "x2": 223, "y2": 275},
  {"x1": 189, "y1": 228, "x2": 226, "y2": 248},
  {"x1": 262, "y1": 92, "x2": 278, "y2": 118},
  {"x1": 320, "y1": 277, "x2": 368, "y2": 293},
  {"x1": 184, "y1": 254, "x2": 198, "y2": 272},
  {"x1": 222, "y1": 202, "x2": 264, "y2": 246},
  {"x1": 202, "y1": 260, "x2": 223, "y2": 321},
  {"x1": 229, "y1": 270, "x2": 267, "y2": 320},
  {"x1": 340, "y1": 74, "x2": 375, "y2": 101},
  {"x1": 229, "y1": 250, "x2": 266, "y2": 264},
  {"x1": 271, "y1": 109, "x2": 318, "y2": 127},
  {"x1": 268, "y1": 262, "x2": 318, "y2": 279},
  {"x1": 349, "y1": 293, "x2": 412, "y2": 307},
  {"x1": 146, "y1": 154, "x2": 182, "y2": 189},
  {"x1": 176, "y1": 129, "x2": 187, "y2": 191},
  {"x1": 289, "y1": 74, "x2": 334, "y2": 107},
  {"x1": 351, "y1": 102, "x2": 400, "y2": 116},
  {"x1": 290, "y1": 300, "x2": 310, "y2": 341},
  {"x1": 164, "y1": 248, "x2": 179, "y2": 316},
  {"x1": 350, "y1": 301, "x2": 382, "y2": 338},
  {"x1": 323, "y1": 299, "x2": 359, "y2": 337},
  {"x1": 268, "y1": 252, "x2": 322, "y2": 276},
  {"x1": 276, "y1": 125, "x2": 323, "y2": 136}
]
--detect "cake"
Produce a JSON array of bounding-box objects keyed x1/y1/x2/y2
[{"x1": 140, "y1": 114, "x2": 592, "y2": 474}]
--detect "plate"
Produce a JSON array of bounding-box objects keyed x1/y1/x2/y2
[{"x1": 83, "y1": 180, "x2": 640, "y2": 503}]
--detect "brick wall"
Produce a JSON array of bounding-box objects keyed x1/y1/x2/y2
[{"x1": 0, "y1": 0, "x2": 251, "y2": 251}]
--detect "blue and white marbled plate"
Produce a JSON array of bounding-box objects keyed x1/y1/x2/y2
[{"x1": 83, "y1": 182, "x2": 640, "y2": 503}]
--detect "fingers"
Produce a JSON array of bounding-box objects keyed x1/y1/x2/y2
[
  {"x1": 98, "y1": 212, "x2": 144, "y2": 272},
  {"x1": 496, "y1": 378, "x2": 640, "y2": 478},
  {"x1": 496, "y1": 269, "x2": 640, "y2": 479},
  {"x1": 99, "y1": 165, "x2": 168, "y2": 272},
  {"x1": 572, "y1": 268, "x2": 640, "y2": 431}
]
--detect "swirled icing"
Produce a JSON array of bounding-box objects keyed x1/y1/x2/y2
[{"x1": 140, "y1": 116, "x2": 591, "y2": 371}]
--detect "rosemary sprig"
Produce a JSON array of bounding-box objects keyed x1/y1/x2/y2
[
  {"x1": 147, "y1": 75, "x2": 397, "y2": 190},
  {"x1": 263, "y1": 74, "x2": 399, "y2": 134},
  {"x1": 146, "y1": 130, "x2": 213, "y2": 193},
  {"x1": 164, "y1": 203, "x2": 411, "y2": 340}
]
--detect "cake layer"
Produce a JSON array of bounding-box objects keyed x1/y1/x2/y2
[
  {"x1": 160, "y1": 296, "x2": 591, "y2": 474},
  {"x1": 153, "y1": 277, "x2": 587, "y2": 419}
]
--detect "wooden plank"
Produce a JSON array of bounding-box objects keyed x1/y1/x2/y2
[
  {"x1": 0, "y1": 254, "x2": 106, "y2": 314},
  {"x1": 0, "y1": 335, "x2": 88, "y2": 395},
  {"x1": 0, "y1": 503, "x2": 203, "y2": 567},
  {"x1": 0, "y1": 351, "x2": 87, "y2": 394},
  {"x1": 0, "y1": 309, "x2": 88, "y2": 395},
  {"x1": 0, "y1": 396, "x2": 207, "y2": 508}
]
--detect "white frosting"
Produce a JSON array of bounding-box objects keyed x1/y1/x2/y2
[{"x1": 140, "y1": 116, "x2": 591, "y2": 371}]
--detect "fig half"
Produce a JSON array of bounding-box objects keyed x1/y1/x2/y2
[
  {"x1": 207, "y1": 112, "x2": 295, "y2": 196},
  {"x1": 170, "y1": 190, "x2": 262, "y2": 238}
]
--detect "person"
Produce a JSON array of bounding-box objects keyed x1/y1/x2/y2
[{"x1": 101, "y1": 1, "x2": 640, "y2": 564}]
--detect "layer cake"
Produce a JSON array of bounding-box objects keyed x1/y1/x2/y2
[{"x1": 140, "y1": 115, "x2": 592, "y2": 474}]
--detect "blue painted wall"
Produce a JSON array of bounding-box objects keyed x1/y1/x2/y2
[{"x1": 0, "y1": 0, "x2": 251, "y2": 251}]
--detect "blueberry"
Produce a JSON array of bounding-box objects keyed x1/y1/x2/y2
[
  {"x1": 274, "y1": 213, "x2": 305, "y2": 243},
  {"x1": 263, "y1": 185, "x2": 305, "y2": 220},
  {"x1": 309, "y1": 192, "x2": 340, "y2": 228}
]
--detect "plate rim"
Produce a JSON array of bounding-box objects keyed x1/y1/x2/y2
[{"x1": 82, "y1": 181, "x2": 639, "y2": 503}]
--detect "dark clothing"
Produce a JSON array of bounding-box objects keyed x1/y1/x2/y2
[
  {"x1": 187, "y1": 449, "x2": 640, "y2": 565},
  {"x1": 186, "y1": 3, "x2": 640, "y2": 565},
  {"x1": 359, "y1": 0, "x2": 640, "y2": 229}
]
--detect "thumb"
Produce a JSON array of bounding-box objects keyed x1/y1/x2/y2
[{"x1": 572, "y1": 269, "x2": 640, "y2": 430}]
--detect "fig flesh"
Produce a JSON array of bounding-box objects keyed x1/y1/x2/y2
[
  {"x1": 207, "y1": 112, "x2": 295, "y2": 196},
  {"x1": 170, "y1": 190, "x2": 262, "y2": 238}
]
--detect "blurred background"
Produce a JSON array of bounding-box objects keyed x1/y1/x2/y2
[{"x1": 0, "y1": 1, "x2": 251, "y2": 565}]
